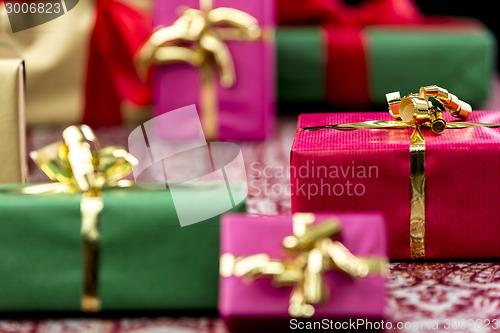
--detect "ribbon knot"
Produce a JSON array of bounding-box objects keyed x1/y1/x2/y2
[
  {"x1": 220, "y1": 213, "x2": 386, "y2": 318},
  {"x1": 29, "y1": 125, "x2": 137, "y2": 194},
  {"x1": 136, "y1": 2, "x2": 261, "y2": 87}
]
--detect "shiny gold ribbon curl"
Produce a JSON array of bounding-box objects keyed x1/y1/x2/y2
[
  {"x1": 301, "y1": 85, "x2": 500, "y2": 259},
  {"x1": 25, "y1": 125, "x2": 137, "y2": 312},
  {"x1": 136, "y1": 0, "x2": 263, "y2": 140},
  {"x1": 220, "y1": 213, "x2": 388, "y2": 318}
]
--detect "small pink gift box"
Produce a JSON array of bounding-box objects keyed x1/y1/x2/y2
[
  {"x1": 151, "y1": 0, "x2": 275, "y2": 141},
  {"x1": 219, "y1": 213, "x2": 388, "y2": 331}
]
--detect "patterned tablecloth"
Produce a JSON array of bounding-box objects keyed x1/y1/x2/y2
[{"x1": 1, "y1": 116, "x2": 499, "y2": 333}]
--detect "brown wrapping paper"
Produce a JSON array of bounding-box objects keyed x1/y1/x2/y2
[
  {"x1": 0, "y1": 1, "x2": 95, "y2": 126},
  {"x1": 0, "y1": 42, "x2": 27, "y2": 183}
]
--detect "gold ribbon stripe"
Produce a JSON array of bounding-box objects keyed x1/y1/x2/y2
[{"x1": 409, "y1": 125, "x2": 426, "y2": 259}]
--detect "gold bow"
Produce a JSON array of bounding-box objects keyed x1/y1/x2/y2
[
  {"x1": 220, "y1": 213, "x2": 387, "y2": 318},
  {"x1": 27, "y1": 125, "x2": 137, "y2": 312},
  {"x1": 301, "y1": 85, "x2": 500, "y2": 259},
  {"x1": 136, "y1": 0, "x2": 262, "y2": 140}
]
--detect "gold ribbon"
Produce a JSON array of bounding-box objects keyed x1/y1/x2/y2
[
  {"x1": 25, "y1": 125, "x2": 137, "y2": 312},
  {"x1": 301, "y1": 85, "x2": 500, "y2": 259},
  {"x1": 136, "y1": 0, "x2": 263, "y2": 140},
  {"x1": 220, "y1": 213, "x2": 387, "y2": 317}
]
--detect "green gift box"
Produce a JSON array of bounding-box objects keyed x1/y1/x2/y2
[
  {"x1": 277, "y1": 18, "x2": 496, "y2": 108},
  {"x1": 0, "y1": 184, "x2": 245, "y2": 312}
]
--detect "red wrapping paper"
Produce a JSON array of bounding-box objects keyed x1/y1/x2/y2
[{"x1": 291, "y1": 112, "x2": 500, "y2": 260}]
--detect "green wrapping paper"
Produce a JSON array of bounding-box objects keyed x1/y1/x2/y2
[
  {"x1": 0, "y1": 185, "x2": 245, "y2": 312},
  {"x1": 277, "y1": 27, "x2": 326, "y2": 102},
  {"x1": 276, "y1": 20, "x2": 496, "y2": 107},
  {"x1": 368, "y1": 26, "x2": 496, "y2": 105}
]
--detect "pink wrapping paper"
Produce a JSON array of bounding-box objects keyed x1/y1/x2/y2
[
  {"x1": 152, "y1": 0, "x2": 275, "y2": 141},
  {"x1": 219, "y1": 213, "x2": 387, "y2": 331},
  {"x1": 291, "y1": 112, "x2": 500, "y2": 260}
]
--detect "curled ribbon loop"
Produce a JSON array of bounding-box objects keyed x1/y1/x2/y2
[
  {"x1": 220, "y1": 213, "x2": 387, "y2": 318},
  {"x1": 386, "y1": 85, "x2": 472, "y2": 134},
  {"x1": 135, "y1": 0, "x2": 262, "y2": 140},
  {"x1": 28, "y1": 125, "x2": 137, "y2": 312}
]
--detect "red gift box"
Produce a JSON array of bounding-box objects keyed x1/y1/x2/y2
[{"x1": 291, "y1": 111, "x2": 500, "y2": 260}]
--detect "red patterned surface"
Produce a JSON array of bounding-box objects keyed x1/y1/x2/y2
[{"x1": 2, "y1": 102, "x2": 500, "y2": 331}]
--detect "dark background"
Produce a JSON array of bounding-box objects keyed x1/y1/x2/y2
[{"x1": 415, "y1": 1, "x2": 499, "y2": 45}]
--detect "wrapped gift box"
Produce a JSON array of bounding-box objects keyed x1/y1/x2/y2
[
  {"x1": 219, "y1": 213, "x2": 387, "y2": 331},
  {"x1": 0, "y1": 185, "x2": 245, "y2": 312},
  {"x1": 291, "y1": 111, "x2": 500, "y2": 260},
  {"x1": 277, "y1": 18, "x2": 496, "y2": 108},
  {"x1": 0, "y1": 43, "x2": 27, "y2": 183},
  {"x1": 151, "y1": 0, "x2": 275, "y2": 141}
]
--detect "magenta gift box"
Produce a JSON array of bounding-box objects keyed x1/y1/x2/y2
[
  {"x1": 152, "y1": 0, "x2": 275, "y2": 141},
  {"x1": 219, "y1": 213, "x2": 387, "y2": 331},
  {"x1": 291, "y1": 112, "x2": 500, "y2": 260}
]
